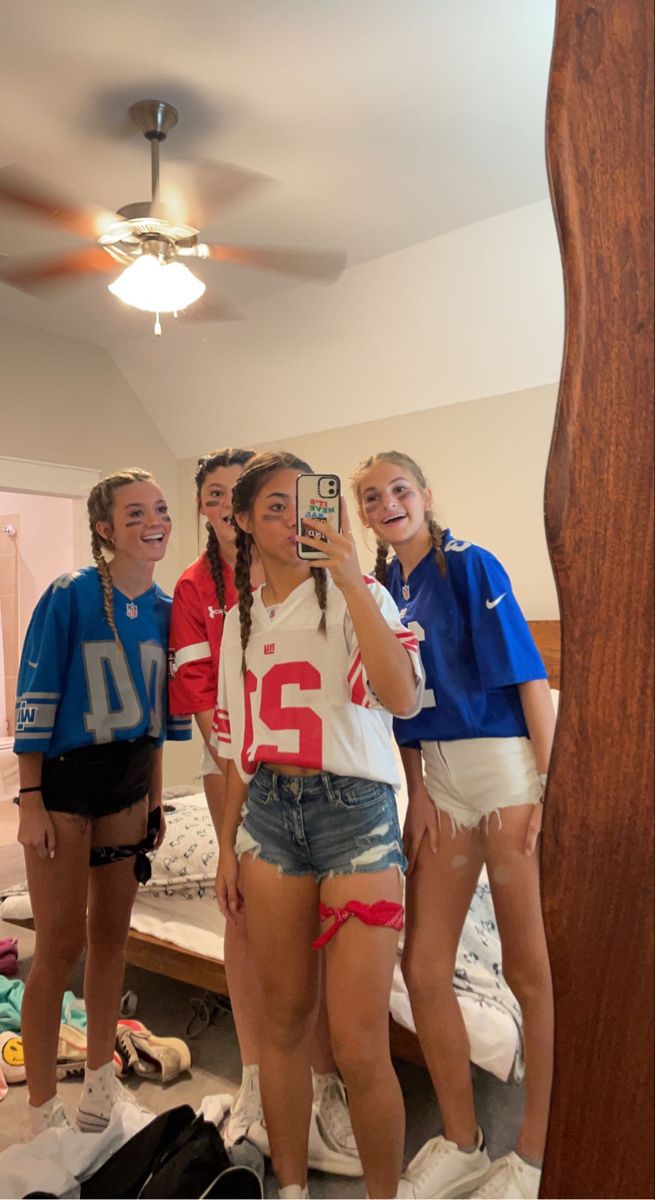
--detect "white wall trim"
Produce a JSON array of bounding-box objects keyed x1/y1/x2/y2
[{"x1": 0, "y1": 456, "x2": 100, "y2": 498}]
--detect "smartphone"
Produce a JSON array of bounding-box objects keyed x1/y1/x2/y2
[{"x1": 296, "y1": 473, "x2": 341, "y2": 560}]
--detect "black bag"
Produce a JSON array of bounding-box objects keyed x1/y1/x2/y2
[{"x1": 80, "y1": 1105, "x2": 262, "y2": 1199}]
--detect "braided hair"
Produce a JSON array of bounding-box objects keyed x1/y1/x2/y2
[
  {"x1": 87, "y1": 468, "x2": 155, "y2": 645},
  {"x1": 352, "y1": 451, "x2": 447, "y2": 584},
  {"x1": 195, "y1": 448, "x2": 256, "y2": 613},
  {"x1": 231, "y1": 451, "x2": 328, "y2": 673}
]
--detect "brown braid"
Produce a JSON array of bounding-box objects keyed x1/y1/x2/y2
[
  {"x1": 195, "y1": 448, "x2": 256, "y2": 613},
  {"x1": 374, "y1": 538, "x2": 390, "y2": 585},
  {"x1": 232, "y1": 451, "x2": 330, "y2": 671},
  {"x1": 352, "y1": 451, "x2": 448, "y2": 579},
  {"x1": 87, "y1": 468, "x2": 155, "y2": 645},
  {"x1": 311, "y1": 567, "x2": 328, "y2": 634},
  {"x1": 234, "y1": 525, "x2": 254, "y2": 675}
]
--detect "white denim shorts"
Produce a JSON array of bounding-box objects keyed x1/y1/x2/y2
[
  {"x1": 200, "y1": 742, "x2": 223, "y2": 778},
  {"x1": 421, "y1": 736, "x2": 542, "y2": 834}
]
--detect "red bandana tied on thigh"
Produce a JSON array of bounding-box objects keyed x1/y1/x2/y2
[{"x1": 313, "y1": 900, "x2": 405, "y2": 949}]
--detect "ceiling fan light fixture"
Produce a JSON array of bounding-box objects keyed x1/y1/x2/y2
[{"x1": 108, "y1": 254, "x2": 205, "y2": 314}]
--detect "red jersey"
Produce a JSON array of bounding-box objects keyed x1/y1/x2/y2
[{"x1": 168, "y1": 554, "x2": 237, "y2": 715}]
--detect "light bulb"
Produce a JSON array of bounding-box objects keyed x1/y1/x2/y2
[{"x1": 108, "y1": 255, "x2": 205, "y2": 314}]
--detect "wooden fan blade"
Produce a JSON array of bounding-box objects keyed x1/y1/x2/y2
[
  {"x1": 0, "y1": 246, "x2": 119, "y2": 295},
  {"x1": 154, "y1": 159, "x2": 269, "y2": 230},
  {"x1": 0, "y1": 165, "x2": 120, "y2": 241},
  {"x1": 201, "y1": 243, "x2": 346, "y2": 281}
]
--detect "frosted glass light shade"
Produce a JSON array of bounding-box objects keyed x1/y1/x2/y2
[{"x1": 108, "y1": 256, "x2": 205, "y2": 313}]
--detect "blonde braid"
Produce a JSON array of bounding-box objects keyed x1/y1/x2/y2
[
  {"x1": 87, "y1": 467, "x2": 155, "y2": 648},
  {"x1": 311, "y1": 567, "x2": 328, "y2": 635},
  {"x1": 426, "y1": 515, "x2": 447, "y2": 577},
  {"x1": 234, "y1": 526, "x2": 254, "y2": 675}
]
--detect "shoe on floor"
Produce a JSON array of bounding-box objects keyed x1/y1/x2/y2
[
  {"x1": 396, "y1": 1127, "x2": 490, "y2": 1199},
  {"x1": 224, "y1": 1065, "x2": 264, "y2": 1149},
  {"x1": 470, "y1": 1152, "x2": 541, "y2": 1199},
  {"x1": 308, "y1": 1073, "x2": 363, "y2": 1177},
  {"x1": 56, "y1": 1023, "x2": 87, "y2": 1078},
  {"x1": 116, "y1": 1019, "x2": 191, "y2": 1083}
]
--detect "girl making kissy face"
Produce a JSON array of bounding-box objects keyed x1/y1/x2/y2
[
  {"x1": 169, "y1": 448, "x2": 362, "y2": 1176},
  {"x1": 354, "y1": 451, "x2": 555, "y2": 1200},
  {"x1": 14, "y1": 470, "x2": 191, "y2": 1137},
  {"x1": 214, "y1": 451, "x2": 423, "y2": 1200}
]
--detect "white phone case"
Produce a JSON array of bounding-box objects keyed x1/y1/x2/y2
[{"x1": 296, "y1": 474, "x2": 341, "y2": 560}]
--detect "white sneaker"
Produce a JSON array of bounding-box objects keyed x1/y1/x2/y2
[
  {"x1": 29, "y1": 1094, "x2": 76, "y2": 1136},
  {"x1": 397, "y1": 1128, "x2": 490, "y2": 1199},
  {"x1": 77, "y1": 1073, "x2": 150, "y2": 1133},
  {"x1": 223, "y1": 1064, "x2": 264, "y2": 1149},
  {"x1": 472, "y1": 1152, "x2": 541, "y2": 1199},
  {"x1": 308, "y1": 1073, "x2": 363, "y2": 1177}
]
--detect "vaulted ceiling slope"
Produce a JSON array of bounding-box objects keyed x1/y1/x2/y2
[{"x1": 0, "y1": 1, "x2": 557, "y2": 451}]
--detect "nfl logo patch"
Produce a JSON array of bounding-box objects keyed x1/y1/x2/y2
[{"x1": 126, "y1": 602, "x2": 138, "y2": 620}]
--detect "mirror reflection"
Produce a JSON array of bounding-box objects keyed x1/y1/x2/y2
[{"x1": 0, "y1": 4, "x2": 562, "y2": 1199}]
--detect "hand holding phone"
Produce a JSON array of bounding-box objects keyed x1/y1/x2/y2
[{"x1": 296, "y1": 474, "x2": 341, "y2": 560}]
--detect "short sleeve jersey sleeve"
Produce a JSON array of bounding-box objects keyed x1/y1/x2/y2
[
  {"x1": 456, "y1": 547, "x2": 547, "y2": 690},
  {"x1": 343, "y1": 576, "x2": 424, "y2": 712}
]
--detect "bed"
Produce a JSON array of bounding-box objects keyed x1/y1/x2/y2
[{"x1": 0, "y1": 620, "x2": 560, "y2": 1083}]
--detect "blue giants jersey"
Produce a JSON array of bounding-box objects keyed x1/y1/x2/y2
[
  {"x1": 14, "y1": 566, "x2": 192, "y2": 758},
  {"x1": 387, "y1": 532, "x2": 547, "y2": 745}
]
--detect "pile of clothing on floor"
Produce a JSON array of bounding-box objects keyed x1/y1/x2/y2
[
  {"x1": 0, "y1": 1096, "x2": 264, "y2": 1199},
  {"x1": 0, "y1": 978, "x2": 192, "y2": 1103}
]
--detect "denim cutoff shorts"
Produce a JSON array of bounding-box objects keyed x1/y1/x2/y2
[{"x1": 235, "y1": 765, "x2": 408, "y2": 882}]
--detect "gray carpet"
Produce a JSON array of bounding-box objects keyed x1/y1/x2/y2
[{"x1": 0, "y1": 917, "x2": 524, "y2": 1198}]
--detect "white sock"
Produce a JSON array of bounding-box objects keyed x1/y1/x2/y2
[
  {"x1": 278, "y1": 1187, "x2": 308, "y2": 1199},
  {"x1": 29, "y1": 1094, "x2": 73, "y2": 1135},
  {"x1": 241, "y1": 1061, "x2": 259, "y2": 1087},
  {"x1": 77, "y1": 1061, "x2": 115, "y2": 1131}
]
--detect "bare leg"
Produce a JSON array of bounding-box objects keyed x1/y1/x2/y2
[
  {"x1": 483, "y1": 806, "x2": 554, "y2": 1163},
  {"x1": 239, "y1": 853, "x2": 319, "y2": 1189},
  {"x1": 22, "y1": 813, "x2": 90, "y2": 1106},
  {"x1": 205, "y1": 773, "x2": 266, "y2": 1064},
  {"x1": 84, "y1": 799, "x2": 148, "y2": 1070},
  {"x1": 322, "y1": 867, "x2": 404, "y2": 1200},
  {"x1": 206, "y1": 771, "x2": 335, "y2": 1073},
  {"x1": 402, "y1": 824, "x2": 485, "y2": 1147}
]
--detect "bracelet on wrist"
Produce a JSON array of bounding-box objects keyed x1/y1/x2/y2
[{"x1": 19, "y1": 786, "x2": 42, "y2": 795}]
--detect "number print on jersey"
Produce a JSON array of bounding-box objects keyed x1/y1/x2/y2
[
  {"x1": 242, "y1": 661, "x2": 323, "y2": 773},
  {"x1": 82, "y1": 641, "x2": 165, "y2": 740},
  {"x1": 406, "y1": 621, "x2": 436, "y2": 709}
]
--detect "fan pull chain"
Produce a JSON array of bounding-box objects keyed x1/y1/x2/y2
[{"x1": 154, "y1": 312, "x2": 162, "y2": 337}]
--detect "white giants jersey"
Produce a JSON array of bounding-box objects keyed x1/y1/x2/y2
[{"x1": 214, "y1": 574, "x2": 423, "y2": 786}]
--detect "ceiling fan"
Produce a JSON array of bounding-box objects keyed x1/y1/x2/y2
[{"x1": 0, "y1": 100, "x2": 346, "y2": 335}]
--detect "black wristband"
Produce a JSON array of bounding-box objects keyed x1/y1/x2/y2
[{"x1": 19, "y1": 786, "x2": 43, "y2": 795}]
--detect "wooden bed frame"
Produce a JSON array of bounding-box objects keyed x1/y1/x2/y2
[{"x1": 126, "y1": 619, "x2": 561, "y2": 1069}]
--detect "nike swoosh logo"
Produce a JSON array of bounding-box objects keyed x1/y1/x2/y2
[
  {"x1": 486, "y1": 594, "x2": 506, "y2": 610},
  {"x1": 27, "y1": 660, "x2": 39, "y2": 669}
]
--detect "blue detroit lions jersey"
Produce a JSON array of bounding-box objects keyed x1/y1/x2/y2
[
  {"x1": 387, "y1": 532, "x2": 546, "y2": 744},
  {"x1": 14, "y1": 566, "x2": 192, "y2": 757}
]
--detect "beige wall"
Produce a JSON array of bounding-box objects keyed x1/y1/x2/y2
[
  {"x1": 179, "y1": 383, "x2": 559, "y2": 621},
  {"x1": 0, "y1": 320, "x2": 196, "y2": 784}
]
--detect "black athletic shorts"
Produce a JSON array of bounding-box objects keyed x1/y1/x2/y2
[{"x1": 40, "y1": 736, "x2": 156, "y2": 819}]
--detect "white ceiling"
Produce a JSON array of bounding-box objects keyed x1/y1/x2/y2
[{"x1": 0, "y1": 0, "x2": 555, "y2": 353}]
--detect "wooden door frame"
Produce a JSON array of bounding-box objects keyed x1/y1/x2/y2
[{"x1": 542, "y1": 3, "x2": 653, "y2": 1197}]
